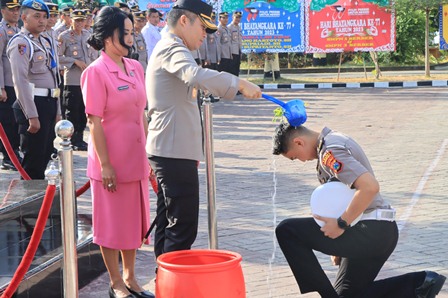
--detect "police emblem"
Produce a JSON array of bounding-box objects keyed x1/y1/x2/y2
[
  {"x1": 73, "y1": 51, "x2": 78, "y2": 55},
  {"x1": 18, "y1": 44, "x2": 26, "y2": 55},
  {"x1": 32, "y1": 0, "x2": 42, "y2": 10},
  {"x1": 7, "y1": 30, "x2": 13, "y2": 35},
  {"x1": 321, "y1": 151, "x2": 343, "y2": 173},
  {"x1": 37, "y1": 55, "x2": 44, "y2": 60},
  {"x1": 139, "y1": 46, "x2": 143, "y2": 50}
]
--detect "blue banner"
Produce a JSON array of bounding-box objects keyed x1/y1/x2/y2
[
  {"x1": 221, "y1": 0, "x2": 305, "y2": 53},
  {"x1": 439, "y1": 5, "x2": 448, "y2": 50}
]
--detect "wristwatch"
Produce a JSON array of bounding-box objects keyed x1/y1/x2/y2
[{"x1": 337, "y1": 216, "x2": 350, "y2": 230}]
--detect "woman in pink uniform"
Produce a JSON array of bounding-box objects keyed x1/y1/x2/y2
[{"x1": 81, "y1": 6, "x2": 154, "y2": 298}]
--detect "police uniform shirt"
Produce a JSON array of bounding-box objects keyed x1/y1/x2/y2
[
  {"x1": 198, "y1": 38, "x2": 207, "y2": 61},
  {"x1": 316, "y1": 127, "x2": 388, "y2": 212},
  {"x1": 134, "y1": 32, "x2": 148, "y2": 71},
  {"x1": 146, "y1": 32, "x2": 239, "y2": 162},
  {"x1": 58, "y1": 28, "x2": 93, "y2": 86},
  {"x1": 54, "y1": 23, "x2": 69, "y2": 39},
  {"x1": 206, "y1": 32, "x2": 220, "y2": 64},
  {"x1": 7, "y1": 28, "x2": 60, "y2": 119},
  {"x1": 217, "y1": 24, "x2": 232, "y2": 59},
  {"x1": 0, "y1": 19, "x2": 20, "y2": 88},
  {"x1": 228, "y1": 22, "x2": 242, "y2": 55}
]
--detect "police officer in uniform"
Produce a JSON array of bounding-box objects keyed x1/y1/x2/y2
[
  {"x1": 272, "y1": 123, "x2": 447, "y2": 297},
  {"x1": 8, "y1": 0, "x2": 61, "y2": 179},
  {"x1": 53, "y1": 5, "x2": 72, "y2": 37},
  {"x1": 146, "y1": 0, "x2": 261, "y2": 259},
  {"x1": 217, "y1": 12, "x2": 232, "y2": 74},
  {"x1": 228, "y1": 11, "x2": 242, "y2": 77},
  {"x1": 204, "y1": 11, "x2": 220, "y2": 70},
  {"x1": 58, "y1": 9, "x2": 92, "y2": 150},
  {"x1": 0, "y1": 0, "x2": 21, "y2": 170},
  {"x1": 132, "y1": 10, "x2": 148, "y2": 72}
]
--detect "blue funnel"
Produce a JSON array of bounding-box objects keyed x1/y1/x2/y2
[{"x1": 262, "y1": 94, "x2": 307, "y2": 126}]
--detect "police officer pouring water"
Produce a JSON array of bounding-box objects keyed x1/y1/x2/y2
[
  {"x1": 0, "y1": 0, "x2": 21, "y2": 170},
  {"x1": 8, "y1": 0, "x2": 61, "y2": 179},
  {"x1": 58, "y1": 9, "x2": 92, "y2": 151}
]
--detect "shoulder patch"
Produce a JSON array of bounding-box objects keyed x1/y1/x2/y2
[
  {"x1": 18, "y1": 43, "x2": 27, "y2": 55},
  {"x1": 322, "y1": 150, "x2": 343, "y2": 173}
]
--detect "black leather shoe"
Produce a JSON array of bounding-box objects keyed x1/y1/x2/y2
[
  {"x1": 109, "y1": 286, "x2": 136, "y2": 298},
  {"x1": 415, "y1": 271, "x2": 446, "y2": 298},
  {"x1": 1, "y1": 159, "x2": 17, "y2": 171},
  {"x1": 126, "y1": 286, "x2": 155, "y2": 298}
]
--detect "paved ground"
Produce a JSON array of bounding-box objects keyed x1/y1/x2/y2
[{"x1": 2, "y1": 87, "x2": 447, "y2": 297}]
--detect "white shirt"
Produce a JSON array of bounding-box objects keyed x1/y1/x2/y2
[{"x1": 141, "y1": 23, "x2": 161, "y2": 60}]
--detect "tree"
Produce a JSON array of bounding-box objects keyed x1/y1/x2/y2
[{"x1": 395, "y1": 0, "x2": 448, "y2": 77}]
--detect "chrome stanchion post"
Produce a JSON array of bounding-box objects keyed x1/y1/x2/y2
[
  {"x1": 55, "y1": 120, "x2": 78, "y2": 298},
  {"x1": 202, "y1": 94, "x2": 218, "y2": 249}
]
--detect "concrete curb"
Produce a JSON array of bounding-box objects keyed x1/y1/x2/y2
[{"x1": 258, "y1": 80, "x2": 448, "y2": 89}]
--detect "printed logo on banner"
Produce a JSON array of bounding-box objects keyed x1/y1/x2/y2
[
  {"x1": 219, "y1": 0, "x2": 305, "y2": 53},
  {"x1": 305, "y1": 0, "x2": 395, "y2": 53}
]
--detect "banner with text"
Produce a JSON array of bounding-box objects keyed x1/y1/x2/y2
[
  {"x1": 220, "y1": 0, "x2": 305, "y2": 53},
  {"x1": 439, "y1": 5, "x2": 448, "y2": 50},
  {"x1": 306, "y1": 0, "x2": 395, "y2": 53}
]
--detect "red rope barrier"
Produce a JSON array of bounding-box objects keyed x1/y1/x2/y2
[
  {"x1": 1, "y1": 184, "x2": 56, "y2": 298},
  {"x1": 75, "y1": 180, "x2": 90, "y2": 197},
  {"x1": 0, "y1": 123, "x2": 31, "y2": 180}
]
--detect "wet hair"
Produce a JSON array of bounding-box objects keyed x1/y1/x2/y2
[
  {"x1": 166, "y1": 8, "x2": 197, "y2": 29},
  {"x1": 272, "y1": 123, "x2": 311, "y2": 155},
  {"x1": 87, "y1": 6, "x2": 134, "y2": 51}
]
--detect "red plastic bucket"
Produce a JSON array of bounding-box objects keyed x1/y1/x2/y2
[{"x1": 156, "y1": 249, "x2": 246, "y2": 298}]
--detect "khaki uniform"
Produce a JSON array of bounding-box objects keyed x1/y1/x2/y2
[
  {"x1": 217, "y1": 24, "x2": 232, "y2": 73},
  {"x1": 228, "y1": 22, "x2": 242, "y2": 76},
  {"x1": 58, "y1": 27, "x2": 93, "y2": 149},
  {"x1": 7, "y1": 28, "x2": 60, "y2": 179},
  {"x1": 205, "y1": 32, "x2": 220, "y2": 65},
  {"x1": 316, "y1": 127, "x2": 388, "y2": 212},
  {"x1": 0, "y1": 19, "x2": 20, "y2": 165},
  {"x1": 133, "y1": 32, "x2": 148, "y2": 71}
]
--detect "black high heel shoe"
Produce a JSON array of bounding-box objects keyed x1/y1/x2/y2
[
  {"x1": 125, "y1": 286, "x2": 155, "y2": 298},
  {"x1": 109, "y1": 286, "x2": 137, "y2": 298}
]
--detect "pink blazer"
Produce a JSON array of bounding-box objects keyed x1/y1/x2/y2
[{"x1": 81, "y1": 51, "x2": 149, "y2": 183}]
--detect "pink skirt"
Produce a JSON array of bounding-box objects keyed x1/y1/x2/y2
[{"x1": 91, "y1": 178, "x2": 150, "y2": 250}]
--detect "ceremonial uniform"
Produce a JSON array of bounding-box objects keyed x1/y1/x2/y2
[
  {"x1": 228, "y1": 11, "x2": 242, "y2": 76},
  {"x1": 204, "y1": 31, "x2": 220, "y2": 70},
  {"x1": 146, "y1": 29, "x2": 239, "y2": 257},
  {"x1": 132, "y1": 11, "x2": 148, "y2": 72},
  {"x1": 275, "y1": 127, "x2": 435, "y2": 297},
  {"x1": 217, "y1": 13, "x2": 232, "y2": 74},
  {"x1": 7, "y1": 1, "x2": 61, "y2": 179},
  {"x1": 0, "y1": 7, "x2": 21, "y2": 170},
  {"x1": 58, "y1": 10, "x2": 93, "y2": 150}
]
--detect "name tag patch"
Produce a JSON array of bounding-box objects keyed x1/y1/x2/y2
[{"x1": 118, "y1": 85, "x2": 129, "y2": 91}]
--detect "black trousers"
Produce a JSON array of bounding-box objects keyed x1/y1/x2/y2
[
  {"x1": 13, "y1": 96, "x2": 57, "y2": 179},
  {"x1": 148, "y1": 156, "x2": 200, "y2": 258},
  {"x1": 231, "y1": 53, "x2": 241, "y2": 77},
  {"x1": 63, "y1": 85, "x2": 86, "y2": 136},
  {"x1": 218, "y1": 58, "x2": 233, "y2": 74},
  {"x1": 0, "y1": 86, "x2": 19, "y2": 159},
  {"x1": 276, "y1": 218, "x2": 425, "y2": 298},
  {"x1": 204, "y1": 62, "x2": 218, "y2": 71}
]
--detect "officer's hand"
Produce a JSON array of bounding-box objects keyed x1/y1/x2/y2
[
  {"x1": 331, "y1": 256, "x2": 341, "y2": 266},
  {"x1": 238, "y1": 79, "x2": 261, "y2": 99},
  {"x1": 74, "y1": 60, "x2": 88, "y2": 71},
  {"x1": 101, "y1": 162, "x2": 117, "y2": 192},
  {"x1": 0, "y1": 88, "x2": 7, "y2": 102},
  {"x1": 314, "y1": 215, "x2": 345, "y2": 239},
  {"x1": 28, "y1": 117, "x2": 41, "y2": 134}
]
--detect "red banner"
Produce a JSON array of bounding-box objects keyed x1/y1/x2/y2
[{"x1": 306, "y1": 0, "x2": 395, "y2": 53}]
